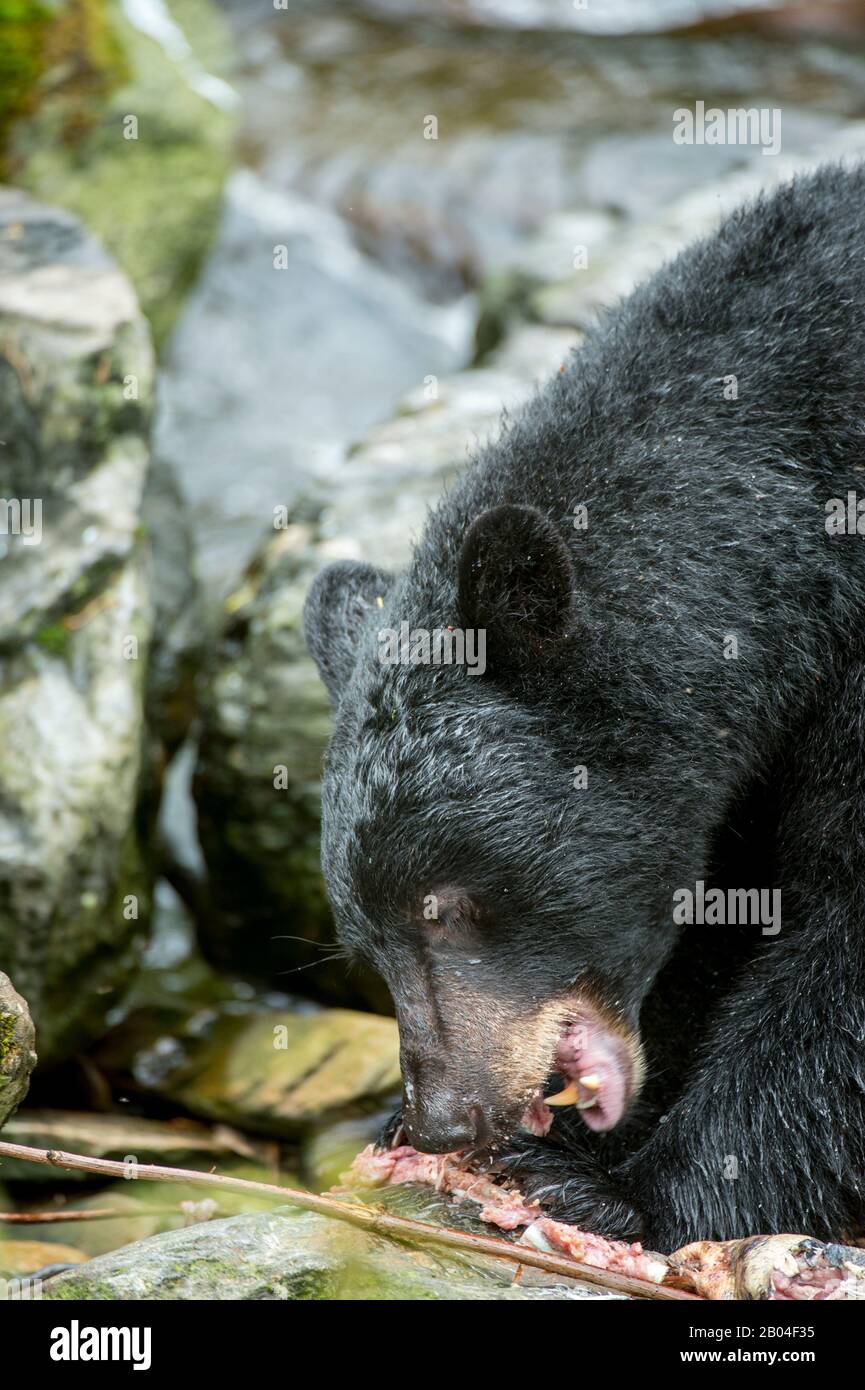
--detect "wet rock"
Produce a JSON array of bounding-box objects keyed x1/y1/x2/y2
[
  {"x1": 96, "y1": 1002, "x2": 401, "y2": 1138},
  {"x1": 154, "y1": 171, "x2": 473, "y2": 600},
  {"x1": 192, "y1": 323, "x2": 575, "y2": 992},
  {"x1": 0, "y1": 972, "x2": 36, "y2": 1128},
  {"x1": 141, "y1": 459, "x2": 204, "y2": 756},
  {"x1": 229, "y1": 4, "x2": 862, "y2": 298},
  {"x1": 578, "y1": 118, "x2": 837, "y2": 221},
  {"x1": 234, "y1": 10, "x2": 584, "y2": 299},
  {"x1": 534, "y1": 121, "x2": 865, "y2": 330},
  {"x1": 473, "y1": 230, "x2": 605, "y2": 361},
  {"x1": 45, "y1": 1199, "x2": 615, "y2": 1300},
  {"x1": 6, "y1": 0, "x2": 237, "y2": 345},
  {"x1": 353, "y1": 0, "x2": 783, "y2": 34},
  {"x1": 0, "y1": 187, "x2": 154, "y2": 1061}
]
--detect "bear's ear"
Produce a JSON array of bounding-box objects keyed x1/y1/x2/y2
[
  {"x1": 457, "y1": 504, "x2": 573, "y2": 669},
  {"x1": 303, "y1": 560, "x2": 394, "y2": 704}
]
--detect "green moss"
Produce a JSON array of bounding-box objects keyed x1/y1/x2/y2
[
  {"x1": 0, "y1": 1011, "x2": 15, "y2": 1065},
  {"x1": 46, "y1": 1276, "x2": 119, "y2": 1300},
  {"x1": 42, "y1": 0, "x2": 130, "y2": 144},
  {"x1": 4, "y1": 0, "x2": 234, "y2": 346},
  {"x1": 0, "y1": 0, "x2": 128, "y2": 174},
  {"x1": 0, "y1": 1, "x2": 51, "y2": 166},
  {"x1": 34, "y1": 621, "x2": 70, "y2": 656}
]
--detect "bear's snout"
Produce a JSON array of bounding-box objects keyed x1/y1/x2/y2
[
  {"x1": 402, "y1": 1087, "x2": 493, "y2": 1154},
  {"x1": 399, "y1": 1039, "x2": 501, "y2": 1152}
]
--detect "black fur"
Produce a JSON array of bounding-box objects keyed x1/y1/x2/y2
[{"x1": 304, "y1": 164, "x2": 865, "y2": 1251}]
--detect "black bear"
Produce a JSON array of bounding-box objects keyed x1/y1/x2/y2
[{"x1": 303, "y1": 164, "x2": 865, "y2": 1252}]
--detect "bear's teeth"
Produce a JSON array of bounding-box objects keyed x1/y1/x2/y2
[
  {"x1": 543, "y1": 1081, "x2": 579, "y2": 1106},
  {"x1": 545, "y1": 1076, "x2": 602, "y2": 1109}
]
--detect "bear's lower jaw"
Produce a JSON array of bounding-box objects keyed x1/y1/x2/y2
[{"x1": 521, "y1": 1012, "x2": 641, "y2": 1135}]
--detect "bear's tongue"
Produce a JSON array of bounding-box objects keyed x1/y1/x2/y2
[{"x1": 523, "y1": 1018, "x2": 631, "y2": 1135}]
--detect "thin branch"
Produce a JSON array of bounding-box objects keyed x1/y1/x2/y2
[
  {"x1": 0, "y1": 1138, "x2": 699, "y2": 1300},
  {"x1": 0, "y1": 1207, "x2": 178, "y2": 1224}
]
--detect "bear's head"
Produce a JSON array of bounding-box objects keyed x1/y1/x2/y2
[{"x1": 304, "y1": 504, "x2": 682, "y2": 1153}]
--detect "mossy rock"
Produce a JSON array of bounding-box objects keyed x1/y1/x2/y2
[
  {"x1": 0, "y1": 186, "x2": 157, "y2": 1061},
  {"x1": 0, "y1": 972, "x2": 36, "y2": 1127},
  {"x1": 0, "y1": 1, "x2": 52, "y2": 157},
  {"x1": 2, "y1": 0, "x2": 236, "y2": 345},
  {"x1": 44, "y1": 1202, "x2": 603, "y2": 1300},
  {"x1": 95, "y1": 1002, "x2": 401, "y2": 1139}
]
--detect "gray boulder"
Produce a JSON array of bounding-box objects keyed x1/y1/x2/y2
[
  {"x1": 45, "y1": 1196, "x2": 615, "y2": 1300},
  {"x1": 141, "y1": 458, "x2": 204, "y2": 757},
  {"x1": 0, "y1": 187, "x2": 173, "y2": 1059}
]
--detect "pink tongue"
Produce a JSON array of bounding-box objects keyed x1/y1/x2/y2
[
  {"x1": 520, "y1": 1018, "x2": 632, "y2": 1137},
  {"x1": 555, "y1": 1021, "x2": 629, "y2": 1132}
]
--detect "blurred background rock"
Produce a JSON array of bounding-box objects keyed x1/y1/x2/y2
[{"x1": 0, "y1": 0, "x2": 864, "y2": 1297}]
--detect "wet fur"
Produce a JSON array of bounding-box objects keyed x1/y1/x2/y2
[{"x1": 306, "y1": 165, "x2": 865, "y2": 1251}]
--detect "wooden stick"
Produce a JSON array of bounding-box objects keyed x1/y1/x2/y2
[
  {"x1": 0, "y1": 1138, "x2": 699, "y2": 1300},
  {"x1": 0, "y1": 1207, "x2": 179, "y2": 1224}
]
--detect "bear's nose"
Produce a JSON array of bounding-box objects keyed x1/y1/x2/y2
[{"x1": 403, "y1": 1096, "x2": 492, "y2": 1154}]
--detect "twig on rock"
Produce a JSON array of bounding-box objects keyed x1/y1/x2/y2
[
  {"x1": 0, "y1": 1207, "x2": 178, "y2": 1224},
  {"x1": 0, "y1": 1138, "x2": 699, "y2": 1300}
]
